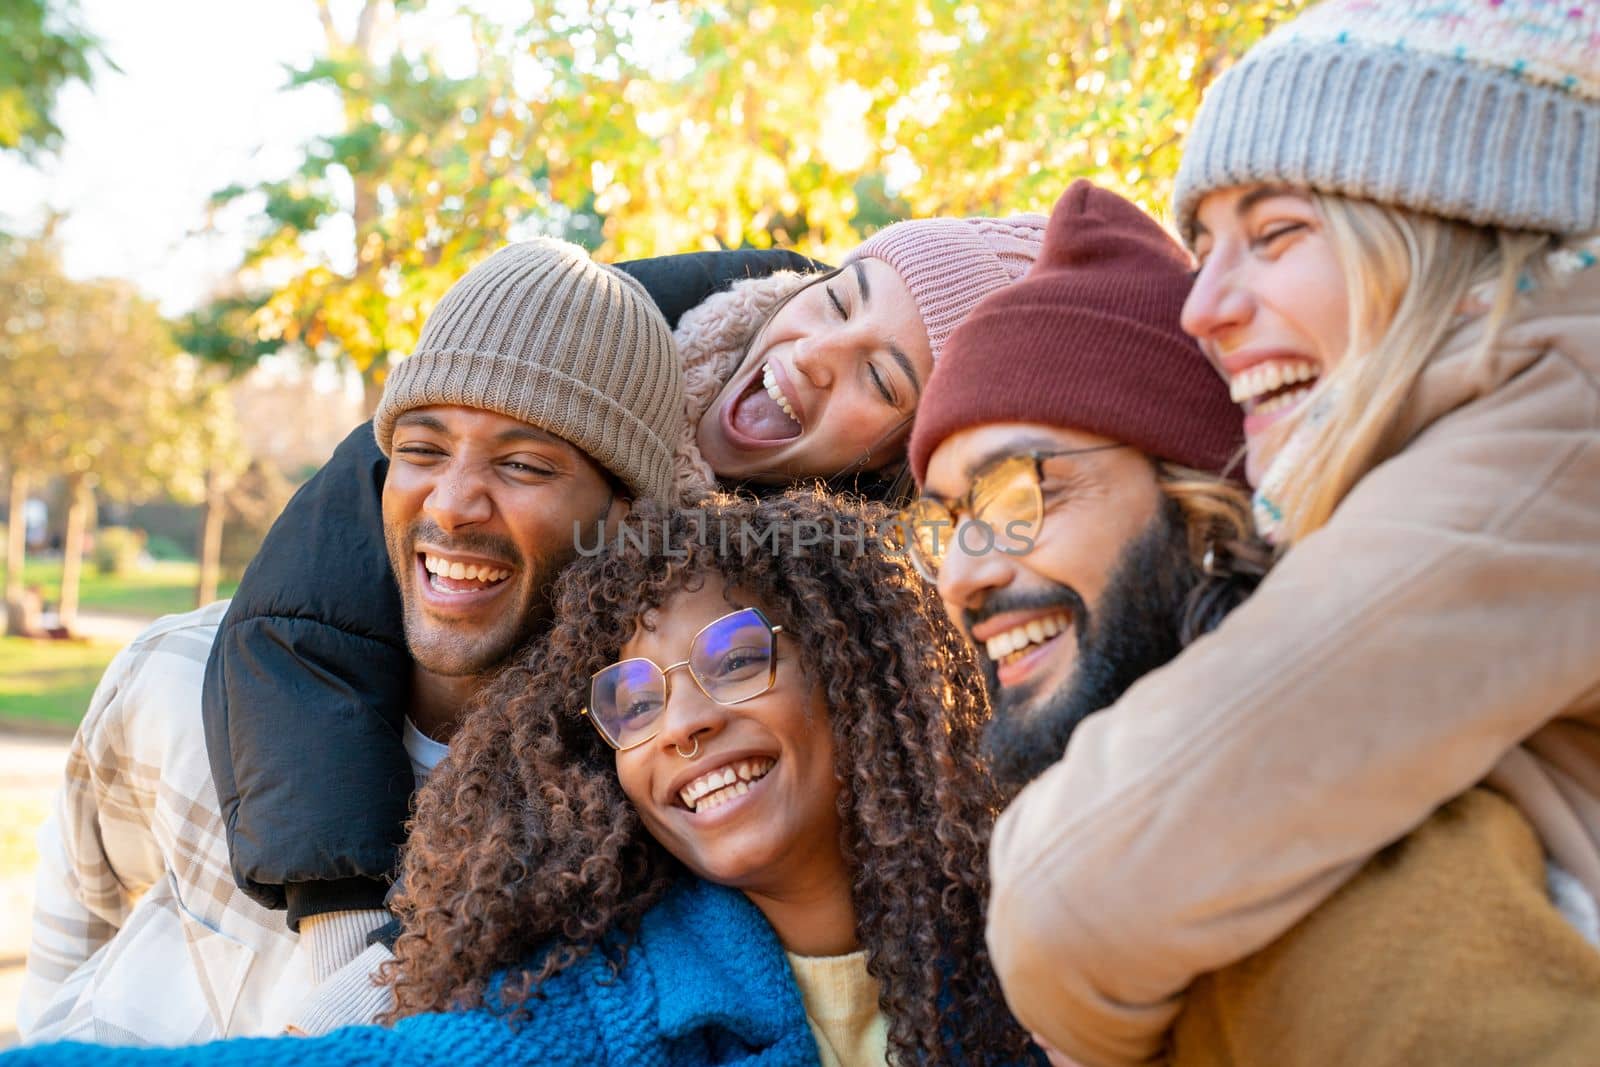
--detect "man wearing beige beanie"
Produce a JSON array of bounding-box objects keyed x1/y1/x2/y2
[{"x1": 21, "y1": 238, "x2": 688, "y2": 1044}]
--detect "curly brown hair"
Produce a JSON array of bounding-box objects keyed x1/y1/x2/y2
[{"x1": 381, "y1": 488, "x2": 1034, "y2": 1064}]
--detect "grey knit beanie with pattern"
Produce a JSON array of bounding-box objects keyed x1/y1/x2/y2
[
  {"x1": 1174, "y1": 0, "x2": 1600, "y2": 240},
  {"x1": 373, "y1": 238, "x2": 683, "y2": 504}
]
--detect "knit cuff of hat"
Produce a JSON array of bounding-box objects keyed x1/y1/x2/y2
[
  {"x1": 299, "y1": 908, "x2": 392, "y2": 985},
  {"x1": 909, "y1": 300, "x2": 1244, "y2": 484},
  {"x1": 289, "y1": 942, "x2": 397, "y2": 1036},
  {"x1": 374, "y1": 350, "x2": 678, "y2": 505},
  {"x1": 1174, "y1": 40, "x2": 1600, "y2": 242}
]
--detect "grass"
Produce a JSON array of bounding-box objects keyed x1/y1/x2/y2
[
  {"x1": 0, "y1": 636, "x2": 121, "y2": 732},
  {"x1": 16, "y1": 558, "x2": 238, "y2": 619},
  {"x1": 0, "y1": 563, "x2": 191, "y2": 1044},
  {"x1": 1, "y1": 558, "x2": 236, "y2": 732}
]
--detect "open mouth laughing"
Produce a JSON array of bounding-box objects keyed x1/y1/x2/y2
[
  {"x1": 1229, "y1": 358, "x2": 1320, "y2": 421},
  {"x1": 723, "y1": 361, "x2": 804, "y2": 445},
  {"x1": 984, "y1": 611, "x2": 1072, "y2": 668},
  {"x1": 972, "y1": 609, "x2": 1076, "y2": 689},
  {"x1": 676, "y1": 756, "x2": 777, "y2": 815},
  {"x1": 418, "y1": 551, "x2": 514, "y2": 597}
]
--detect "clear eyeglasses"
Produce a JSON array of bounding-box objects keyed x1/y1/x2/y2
[{"x1": 583, "y1": 607, "x2": 784, "y2": 751}]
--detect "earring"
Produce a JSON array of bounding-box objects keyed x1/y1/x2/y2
[{"x1": 1201, "y1": 538, "x2": 1271, "y2": 579}]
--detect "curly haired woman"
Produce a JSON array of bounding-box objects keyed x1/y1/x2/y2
[{"x1": 12, "y1": 491, "x2": 1041, "y2": 1067}]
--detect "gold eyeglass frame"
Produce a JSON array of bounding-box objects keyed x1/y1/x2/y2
[
  {"x1": 901, "y1": 444, "x2": 1127, "y2": 580},
  {"x1": 581, "y1": 606, "x2": 785, "y2": 751}
]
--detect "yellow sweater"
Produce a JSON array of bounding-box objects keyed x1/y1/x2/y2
[
  {"x1": 1174, "y1": 788, "x2": 1600, "y2": 1067},
  {"x1": 786, "y1": 949, "x2": 890, "y2": 1067}
]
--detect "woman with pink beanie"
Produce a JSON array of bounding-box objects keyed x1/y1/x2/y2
[{"x1": 678, "y1": 215, "x2": 1045, "y2": 496}]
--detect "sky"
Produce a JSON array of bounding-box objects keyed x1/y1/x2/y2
[{"x1": 0, "y1": 0, "x2": 344, "y2": 314}]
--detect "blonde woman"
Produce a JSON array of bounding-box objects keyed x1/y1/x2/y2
[{"x1": 982, "y1": 1, "x2": 1600, "y2": 1063}]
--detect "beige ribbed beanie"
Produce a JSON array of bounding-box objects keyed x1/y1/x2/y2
[{"x1": 373, "y1": 238, "x2": 683, "y2": 504}]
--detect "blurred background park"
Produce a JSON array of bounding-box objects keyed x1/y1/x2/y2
[{"x1": 0, "y1": 0, "x2": 1300, "y2": 1042}]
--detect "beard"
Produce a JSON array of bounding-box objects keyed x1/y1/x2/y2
[
  {"x1": 384, "y1": 517, "x2": 565, "y2": 679},
  {"x1": 979, "y1": 501, "x2": 1200, "y2": 791}
]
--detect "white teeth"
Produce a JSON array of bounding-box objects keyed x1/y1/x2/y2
[
  {"x1": 678, "y1": 756, "x2": 776, "y2": 812},
  {"x1": 1251, "y1": 385, "x2": 1314, "y2": 417},
  {"x1": 761, "y1": 364, "x2": 801, "y2": 424},
  {"x1": 984, "y1": 613, "x2": 1070, "y2": 664},
  {"x1": 423, "y1": 555, "x2": 512, "y2": 583},
  {"x1": 1229, "y1": 360, "x2": 1319, "y2": 404}
]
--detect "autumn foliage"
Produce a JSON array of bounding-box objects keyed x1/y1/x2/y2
[{"x1": 214, "y1": 0, "x2": 1303, "y2": 402}]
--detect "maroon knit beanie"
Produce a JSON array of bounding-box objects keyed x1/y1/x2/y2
[{"x1": 908, "y1": 180, "x2": 1243, "y2": 486}]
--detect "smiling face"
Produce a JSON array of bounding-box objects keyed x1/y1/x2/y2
[
  {"x1": 1183, "y1": 185, "x2": 1352, "y2": 484},
  {"x1": 924, "y1": 422, "x2": 1197, "y2": 787},
  {"x1": 612, "y1": 581, "x2": 848, "y2": 901},
  {"x1": 382, "y1": 405, "x2": 620, "y2": 679},
  {"x1": 695, "y1": 258, "x2": 933, "y2": 483}
]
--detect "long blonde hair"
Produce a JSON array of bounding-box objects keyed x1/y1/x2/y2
[{"x1": 1269, "y1": 195, "x2": 1554, "y2": 544}]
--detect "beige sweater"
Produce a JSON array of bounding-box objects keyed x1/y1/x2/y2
[
  {"x1": 1173, "y1": 789, "x2": 1600, "y2": 1067},
  {"x1": 986, "y1": 261, "x2": 1600, "y2": 1065},
  {"x1": 786, "y1": 950, "x2": 889, "y2": 1067}
]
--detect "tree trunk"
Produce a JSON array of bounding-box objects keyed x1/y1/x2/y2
[
  {"x1": 58, "y1": 472, "x2": 93, "y2": 633},
  {"x1": 346, "y1": 0, "x2": 386, "y2": 420},
  {"x1": 5, "y1": 468, "x2": 30, "y2": 636},
  {"x1": 362, "y1": 371, "x2": 386, "y2": 418},
  {"x1": 197, "y1": 466, "x2": 225, "y2": 608}
]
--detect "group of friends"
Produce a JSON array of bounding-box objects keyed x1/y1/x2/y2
[{"x1": 10, "y1": 0, "x2": 1600, "y2": 1064}]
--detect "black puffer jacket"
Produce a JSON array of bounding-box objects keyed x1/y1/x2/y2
[{"x1": 202, "y1": 248, "x2": 823, "y2": 925}]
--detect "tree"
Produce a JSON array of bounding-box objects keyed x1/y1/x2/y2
[
  {"x1": 1, "y1": 234, "x2": 75, "y2": 633},
  {"x1": 216, "y1": 0, "x2": 1302, "y2": 398},
  {"x1": 214, "y1": 0, "x2": 584, "y2": 409},
  {"x1": 157, "y1": 364, "x2": 247, "y2": 609},
  {"x1": 0, "y1": 0, "x2": 103, "y2": 156},
  {"x1": 0, "y1": 234, "x2": 243, "y2": 633},
  {"x1": 579, "y1": 0, "x2": 1307, "y2": 253}
]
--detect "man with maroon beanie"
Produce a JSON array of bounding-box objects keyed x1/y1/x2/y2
[
  {"x1": 907, "y1": 181, "x2": 1600, "y2": 1067},
  {"x1": 905, "y1": 179, "x2": 1251, "y2": 790}
]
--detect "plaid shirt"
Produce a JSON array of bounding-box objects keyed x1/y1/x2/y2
[{"x1": 19, "y1": 603, "x2": 319, "y2": 1043}]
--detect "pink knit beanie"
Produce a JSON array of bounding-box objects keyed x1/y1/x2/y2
[{"x1": 843, "y1": 214, "x2": 1047, "y2": 363}]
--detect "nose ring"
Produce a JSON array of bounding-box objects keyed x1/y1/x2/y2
[{"x1": 674, "y1": 736, "x2": 700, "y2": 760}]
